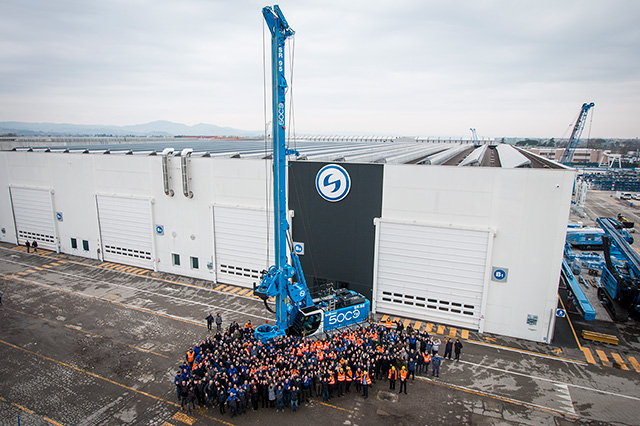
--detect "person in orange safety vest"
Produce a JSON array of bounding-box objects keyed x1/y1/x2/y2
[
  {"x1": 399, "y1": 366, "x2": 408, "y2": 394},
  {"x1": 337, "y1": 368, "x2": 346, "y2": 396},
  {"x1": 361, "y1": 370, "x2": 372, "y2": 399},
  {"x1": 345, "y1": 367, "x2": 353, "y2": 393},
  {"x1": 388, "y1": 365, "x2": 397, "y2": 390}
]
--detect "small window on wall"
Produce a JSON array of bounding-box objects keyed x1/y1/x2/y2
[
  {"x1": 82, "y1": 240, "x2": 89, "y2": 251},
  {"x1": 172, "y1": 253, "x2": 181, "y2": 266},
  {"x1": 71, "y1": 238, "x2": 78, "y2": 249},
  {"x1": 191, "y1": 256, "x2": 199, "y2": 270}
]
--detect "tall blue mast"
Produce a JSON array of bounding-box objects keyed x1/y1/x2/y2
[{"x1": 263, "y1": 5, "x2": 295, "y2": 334}]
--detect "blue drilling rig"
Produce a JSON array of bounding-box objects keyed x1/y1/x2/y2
[{"x1": 253, "y1": 5, "x2": 370, "y2": 342}]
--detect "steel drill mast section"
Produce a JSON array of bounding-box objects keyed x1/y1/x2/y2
[{"x1": 254, "y1": 5, "x2": 313, "y2": 341}]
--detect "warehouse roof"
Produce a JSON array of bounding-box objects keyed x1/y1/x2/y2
[{"x1": 3, "y1": 136, "x2": 563, "y2": 169}]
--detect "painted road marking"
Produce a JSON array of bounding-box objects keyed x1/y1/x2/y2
[
  {"x1": 0, "y1": 333, "x2": 315, "y2": 426},
  {"x1": 172, "y1": 411, "x2": 196, "y2": 425},
  {"x1": 392, "y1": 317, "x2": 400, "y2": 323},
  {"x1": 4, "y1": 307, "x2": 170, "y2": 359},
  {"x1": 403, "y1": 318, "x2": 412, "y2": 328},
  {"x1": 214, "y1": 284, "x2": 227, "y2": 291},
  {"x1": 42, "y1": 264, "x2": 52, "y2": 268},
  {"x1": 448, "y1": 327, "x2": 457, "y2": 338},
  {"x1": 582, "y1": 347, "x2": 596, "y2": 364},
  {"x1": 596, "y1": 349, "x2": 612, "y2": 367},
  {"x1": 416, "y1": 375, "x2": 578, "y2": 418},
  {"x1": 425, "y1": 323, "x2": 434, "y2": 332},
  {"x1": 380, "y1": 314, "x2": 389, "y2": 322},
  {"x1": 461, "y1": 329, "x2": 469, "y2": 339},
  {"x1": 238, "y1": 288, "x2": 251, "y2": 296},
  {"x1": 628, "y1": 356, "x2": 640, "y2": 373},
  {"x1": 611, "y1": 353, "x2": 629, "y2": 371},
  {"x1": 458, "y1": 360, "x2": 640, "y2": 402},
  {"x1": 0, "y1": 337, "x2": 177, "y2": 405},
  {"x1": 553, "y1": 382, "x2": 577, "y2": 416},
  {"x1": 413, "y1": 321, "x2": 422, "y2": 330},
  {"x1": 228, "y1": 287, "x2": 242, "y2": 294},
  {"x1": 467, "y1": 339, "x2": 586, "y2": 365},
  {"x1": 437, "y1": 324, "x2": 445, "y2": 335},
  {"x1": 311, "y1": 399, "x2": 355, "y2": 414},
  {"x1": 0, "y1": 273, "x2": 270, "y2": 324}
]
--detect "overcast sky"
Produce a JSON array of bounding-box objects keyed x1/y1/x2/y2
[{"x1": 1, "y1": 0, "x2": 639, "y2": 138}]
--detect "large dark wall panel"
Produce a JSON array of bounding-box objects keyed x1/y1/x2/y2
[{"x1": 288, "y1": 161, "x2": 383, "y2": 301}]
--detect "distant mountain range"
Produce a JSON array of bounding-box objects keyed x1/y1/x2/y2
[{"x1": 0, "y1": 120, "x2": 262, "y2": 137}]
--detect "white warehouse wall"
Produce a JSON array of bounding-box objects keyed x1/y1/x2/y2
[
  {"x1": 0, "y1": 152, "x2": 271, "y2": 282},
  {"x1": 380, "y1": 165, "x2": 575, "y2": 343}
]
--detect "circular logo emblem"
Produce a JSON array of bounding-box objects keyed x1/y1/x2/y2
[{"x1": 315, "y1": 164, "x2": 351, "y2": 202}]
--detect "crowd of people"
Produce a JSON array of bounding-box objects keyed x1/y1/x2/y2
[{"x1": 172, "y1": 315, "x2": 463, "y2": 417}]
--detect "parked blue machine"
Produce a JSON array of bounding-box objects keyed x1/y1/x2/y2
[
  {"x1": 253, "y1": 5, "x2": 370, "y2": 342},
  {"x1": 597, "y1": 217, "x2": 640, "y2": 321},
  {"x1": 566, "y1": 226, "x2": 633, "y2": 250}
]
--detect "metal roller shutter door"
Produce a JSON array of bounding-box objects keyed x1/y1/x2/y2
[
  {"x1": 96, "y1": 196, "x2": 153, "y2": 268},
  {"x1": 10, "y1": 187, "x2": 56, "y2": 249},
  {"x1": 213, "y1": 206, "x2": 275, "y2": 288},
  {"x1": 375, "y1": 221, "x2": 490, "y2": 330}
]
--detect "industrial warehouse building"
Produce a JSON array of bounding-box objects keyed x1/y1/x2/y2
[{"x1": 0, "y1": 139, "x2": 574, "y2": 343}]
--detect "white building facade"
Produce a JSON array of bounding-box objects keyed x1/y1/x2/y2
[{"x1": 0, "y1": 149, "x2": 574, "y2": 343}]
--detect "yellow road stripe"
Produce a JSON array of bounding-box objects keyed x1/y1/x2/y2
[
  {"x1": 403, "y1": 318, "x2": 412, "y2": 328},
  {"x1": 25, "y1": 269, "x2": 35, "y2": 273},
  {"x1": 461, "y1": 329, "x2": 469, "y2": 340},
  {"x1": 581, "y1": 347, "x2": 596, "y2": 364},
  {"x1": 34, "y1": 267, "x2": 43, "y2": 270},
  {"x1": 42, "y1": 264, "x2": 52, "y2": 268},
  {"x1": 380, "y1": 314, "x2": 389, "y2": 322},
  {"x1": 214, "y1": 284, "x2": 227, "y2": 291},
  {"x1": 162, "y1": 423, "x2": 175, "y2": 426},
  {"x1": 310, "y1": 399, "x2": 355, "y2": 414},
  {"x1": 392, "y1": 317, "x2": 400, "y2": 323},
  {"x1": 437, "y1": 324, "x2": 445, "y2": 335},
  {"x1": 17, "y1": 272, "x2": 27, "y2": 275},
  {"x1": 425, "y1": 323, "x2": 434, "y2": 332},
  {"x1": 114, "y1": 265, "x2": 129, "y2": 271},
  {"x1": 413, "y1": 321, "x2": 422, "y2": 330},
  {"x1": 172, "y1": 411, "x2": 197, "y2": 425},
  {"x1": 49, "y1": 262, "x2": 60, "y2": 266},
  {"x1": 228, "y1": 287, "x2": 242, "y2": 294},
  {"x1": 448, "y1": 327, "x2": 457, "y2": 338},
  {"x1": 44, "y1": 417, "x2": 66, "y2": 426},
  {"x1": 596, "y1": 349, "x2": 611, "y2": 367},
  {"x1": 12, "y1": 402, "x2": 35, "y2": 414},
  {"x1": 628, "y1": 356, "x2": 640, "y2": 373},
  {"x1": 611, "y1": 353, "x2": 629, "y2": 371},
  {"x1": 237, "y1": 289, "x2": 251, "y2": 296},
  {"x1": 0, "y1": 337, "x2": 180, "y2": 407},
  {"x1": 558, "y1": 296, "x2": 583, "y2": 350}
]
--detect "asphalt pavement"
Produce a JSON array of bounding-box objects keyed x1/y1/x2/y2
[{"x1": 0, "y1": 229, "x2": 639, "y2": 425}]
